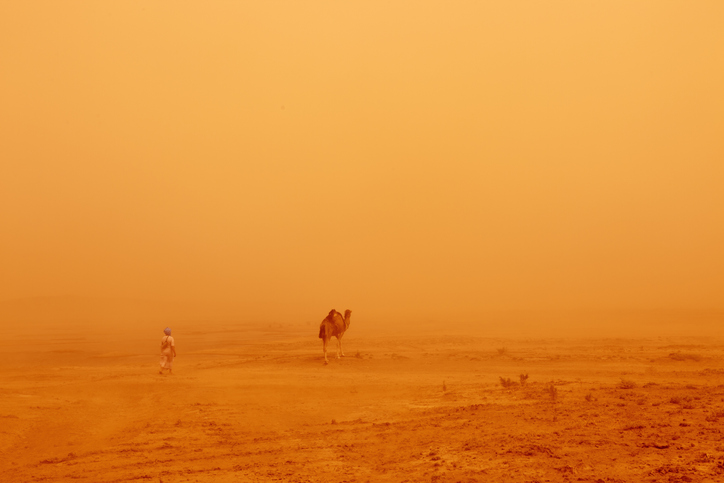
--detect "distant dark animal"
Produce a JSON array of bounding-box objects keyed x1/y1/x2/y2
[{"x1": 318, "y1": 309, "x2": 352, "y2": 364}]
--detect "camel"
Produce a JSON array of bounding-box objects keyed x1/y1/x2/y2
[{"x1": 318, "y1": 309, "x2": 352, "y2": 364}]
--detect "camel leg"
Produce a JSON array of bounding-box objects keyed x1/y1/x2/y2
[
  {"x1": 338, "y1": 335, "x2": 345, "y2": 357},
  {"x1": 322, "y1": 337, "x2": 329, "y2": 365}
]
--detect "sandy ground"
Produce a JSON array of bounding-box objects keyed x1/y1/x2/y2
[{"x1": 1, "y1": 319, "x2": 724, "y2": 483}]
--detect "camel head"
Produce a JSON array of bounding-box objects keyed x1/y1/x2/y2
[{"x1": 343, "y1": 309, "x2": 352, "y2": 329}]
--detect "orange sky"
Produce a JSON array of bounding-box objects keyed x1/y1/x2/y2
[{"x1": 1, "y1": 2, "x2": 723, "y2": 323}]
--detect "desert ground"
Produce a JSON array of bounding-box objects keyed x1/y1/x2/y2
[{"x1": 1, "y1": 314, "x2": 723, "y2": 483}]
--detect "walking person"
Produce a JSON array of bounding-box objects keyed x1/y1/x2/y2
[{"x1": 159, "y1": 327, "x2": 176, "y2": 375}]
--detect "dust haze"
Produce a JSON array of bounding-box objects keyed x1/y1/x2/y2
[
  {"x1": 1, "y1": 2, "x2": 724, "y2": 482},
  {"x1": 2, "y1": 2, "x2": 723, "y2": 328}
]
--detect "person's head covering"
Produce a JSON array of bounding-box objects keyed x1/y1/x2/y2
[{"x1": 164, "y1": 327, "x2": 172, "y2": 335}]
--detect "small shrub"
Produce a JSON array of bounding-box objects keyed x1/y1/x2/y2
[
  {"x1": 499, "y1": 376, "x2": 517, "y2": 388},
  {"x1": 519, "y1": 374, "x2": 529, "y2": 385},
  {"x1": 545, "y1": 382, "x2": 558, "y2": 400},
  {"x1": 705, "y1": 410, "x2": 724, "y2": 422},
  {"x1": 355, "y1": 351, "x2": 362, "y2": 359},
  {"x1": 585, "y1": 393, "x2": 595, "y2": 402},
  {"x1": 497, "y1": 347, "x2": 508, "y2": 356},
  {"x1": 618, "y1": 379, "x2": 637, "y2": 389},
  {"x1": 670, "y1": 396, "x2": 682, "y2": 405}
]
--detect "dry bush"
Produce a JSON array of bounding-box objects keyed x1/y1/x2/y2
[
  {"x1": 354, "y1": 351, "x2": 362, "y2": 359},
  {"x1": 669, "y1": 352, "x2": 703, "y2": 362},
  {"x1": 705, "y1": 410, "x2": 724, "y2": 422},
  {"x1": 584, "y1": 393, "x2": 595, "y2": 402},
  {"x1": 499, "y1": 376, "x2": 517, "y2": 388},
  {"x1": 497, "y1": 347, "x2": 508, "y2": 356},
  {"x1": 545, "y1": 382, "x2": 558, "y2": 400},
  {"x1": 670, "y1": 396, "x2": 682, "y2": 405},
  {"x1": 519, "y1": 373, "x2": 529, "y2": 385},
  {"x1": 618, "y1": 379, "x2": 637, "y2": 389}
]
